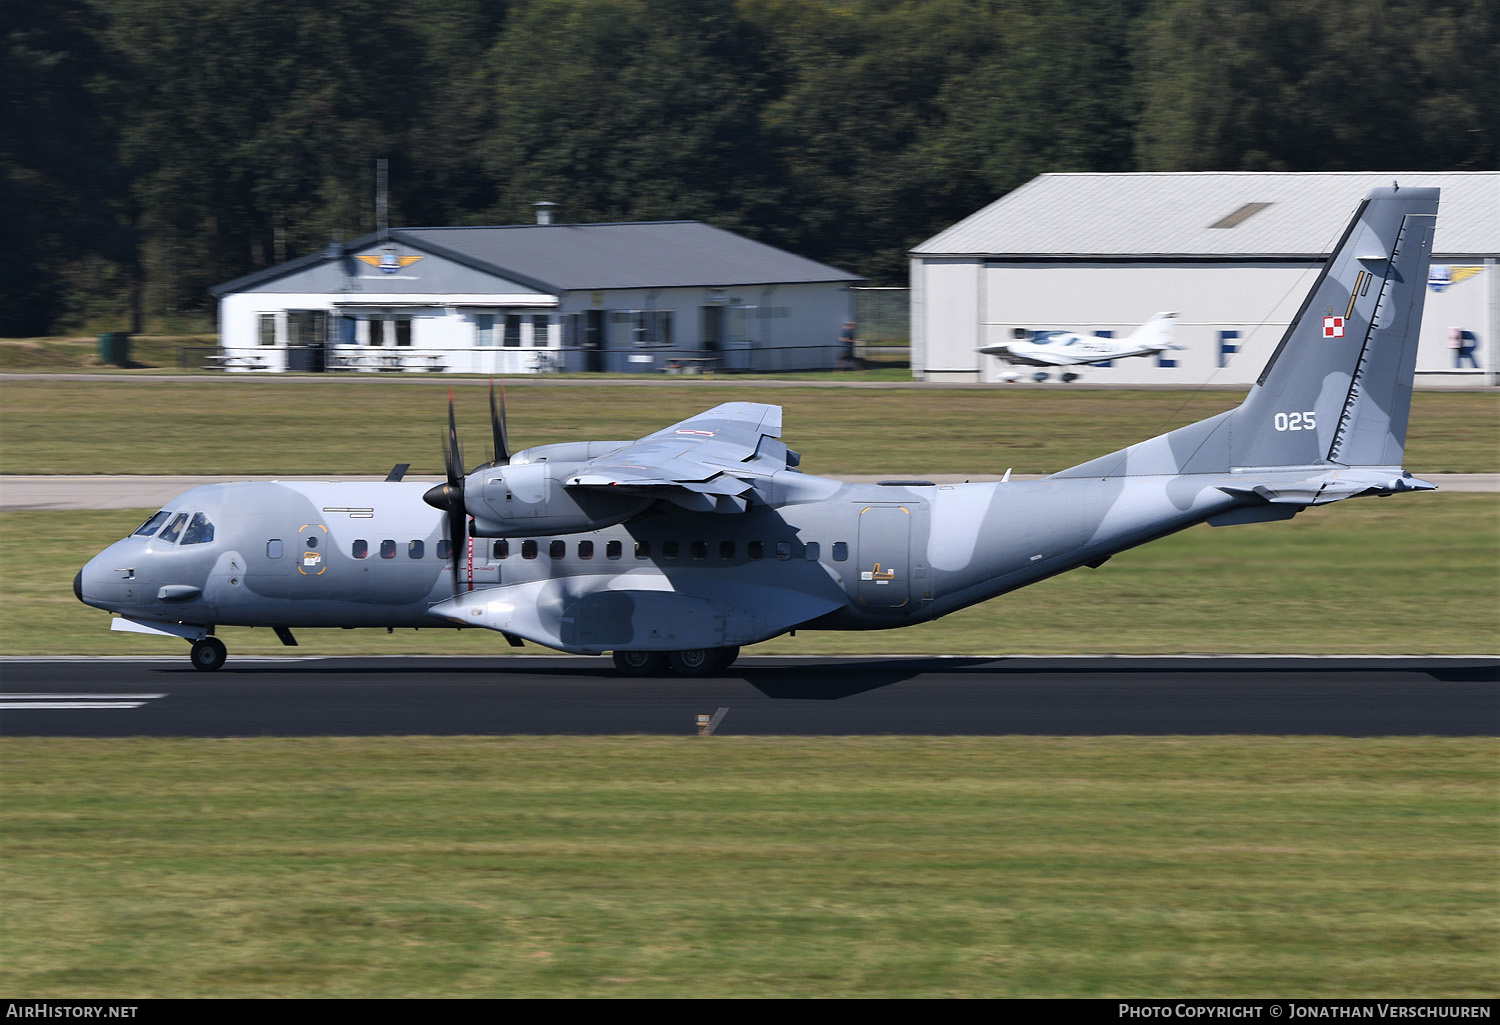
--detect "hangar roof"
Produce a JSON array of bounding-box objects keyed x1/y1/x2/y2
[
  {"x1": 912, "y1": 171, "x2": 1499, "y2": 260},
  {"x1": 212, "y1": 220, "x2": 859, "y2": 297}
]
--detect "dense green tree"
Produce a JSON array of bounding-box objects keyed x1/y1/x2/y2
[
  {"x1": 1135, "y1": 0, "x2": 1498, "y2": 171},
  {"x1": 3, "y1": 0, "x2": 1491, "y2": 333},
  {"x1": 1, "y1": 0, "x2": 128, "y2": 334}
]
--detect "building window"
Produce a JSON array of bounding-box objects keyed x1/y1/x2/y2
[
  {"x1": 504, "y1": 314, "x2": 522, "y2": 347},
  {"x1": 259, "y1": 314, "x2": 276, "y2": 346},
  {"x1": 613, "y1": 310, "x2": 673, "y2": 346},
  {"x1": 394, "y1": 318, "x2": 412, "y2": 347},
  {"x1": 367, "y1": 318, "x2": 386, "y2": 346},
  {"x1": 531, "y1": 314, "x2": 550, "y2": 347},
  {"x1": 476, "y1": 314, "x2": 496, "y2": 347}
]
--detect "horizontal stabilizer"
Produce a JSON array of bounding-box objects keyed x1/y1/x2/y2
[{"x1": 1219, "y1": 469, "x2": 1436, "y2": 506}]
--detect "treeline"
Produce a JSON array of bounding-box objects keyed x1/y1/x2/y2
[{"x1": 5, "y1": 0, "x2": 1495, "y2": 335}]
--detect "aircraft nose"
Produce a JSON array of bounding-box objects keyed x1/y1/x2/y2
[{"x1": 74, "y1": 568, "x2": 84, "y2": 603}]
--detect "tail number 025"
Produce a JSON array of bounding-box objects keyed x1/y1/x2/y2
[{"x1": 1274, "y1": 411, "x2": 1317, "y2": 431}]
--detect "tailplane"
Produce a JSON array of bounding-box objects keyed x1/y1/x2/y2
[{"x1": 1055, "y1": 185, "x2": 1439, "y2": 482}]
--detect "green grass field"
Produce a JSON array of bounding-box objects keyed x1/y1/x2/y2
[
  {"x1": 2, "y1": 737, "x2": 1494, "y2": 998},
  {"x1": 2, "y1": 379, "x2": 1495, "y2": 475}
]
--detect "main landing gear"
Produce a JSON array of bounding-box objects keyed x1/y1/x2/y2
[
  {"x1": 611, "y1": 646, "x2": 740, "y2": 677},
  {"x1": 190, "y1": 637, "x2": 227, "y2": 672}
]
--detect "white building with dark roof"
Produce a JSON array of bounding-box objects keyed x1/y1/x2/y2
[
  {"x1": 211, "y1": 219, "x2": 860, "y2": 373},
  {"x1": 911, "y1": 172, "x2": 1498, "y2": 387}
]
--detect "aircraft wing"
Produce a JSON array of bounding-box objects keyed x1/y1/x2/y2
[
  {"x1": 979, "y1": 345, "x2": 1097, "y2": 367},
  {"x1": 563, "y1": 402, "x2": 794, "y2": 512}
]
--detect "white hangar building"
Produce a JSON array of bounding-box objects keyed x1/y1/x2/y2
[
  {"x1": 211, "y1": 218, "x2": 860, "y2": 374},
  {"x1": 910, "y1": 171, "x2": 1498, "y2": 387}
]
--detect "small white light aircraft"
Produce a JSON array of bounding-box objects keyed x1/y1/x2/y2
[
  {"x1": 77, "y1": 187, "x2": 1439, "y2": 675},
  {"x1": 980, "y1": 311, "x2": 1180, "y2": 381}
]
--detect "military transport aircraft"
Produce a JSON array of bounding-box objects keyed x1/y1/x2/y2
[
  {"x1": 979, "y1": 311, "x2": 1180, "y2": 381},
  {"x1": 76, "y1": 185, "x2": 1439, "y2": 675}
]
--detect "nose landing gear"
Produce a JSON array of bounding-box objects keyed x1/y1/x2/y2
[{"x1": 190, "y1": 637, "x2": 228, "y2": 672}]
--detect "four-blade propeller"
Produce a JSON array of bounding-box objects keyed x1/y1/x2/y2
[{"x1": 422, "y1": 382, "x2": 511, "y2": 593}]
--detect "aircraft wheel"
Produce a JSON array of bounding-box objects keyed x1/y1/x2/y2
[
  {"x1": 612, "y1": 650, "x2": 668, "y2": 677},
  {"x1": 669, "y1": 648, "x2": 735, "y2": 677},
  {"x1": 190, "y1": 637, "x2": 227, "y2": 673}
]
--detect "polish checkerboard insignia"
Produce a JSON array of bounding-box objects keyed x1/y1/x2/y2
[{"x1": 1322, "y1": 316, "x2": 1345, "y2": 338}]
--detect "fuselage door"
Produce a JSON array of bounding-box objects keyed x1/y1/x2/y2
[{"x1": 856, "y1": 504, "x2": 911, "y2": 608}]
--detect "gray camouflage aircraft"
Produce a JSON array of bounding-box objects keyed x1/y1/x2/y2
[{"x1": 76, "y1": 185, "x2": 1439, "y2": 675}]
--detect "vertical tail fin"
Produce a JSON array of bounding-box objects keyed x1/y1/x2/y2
[
  {"x1": 1124, "y1": 311, "x2": 1177, "y2": 351},
  {"x1": 1232, "y1": 185, "x2": 1439, "y2": 469},
  {"x1": 1052, "y1": 186, "x2": 1439, "y2": 481}
]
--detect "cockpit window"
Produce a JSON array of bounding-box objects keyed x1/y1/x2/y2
[
  {"x1": 133, "y1": 511, "x2": 172, "y2": 537},
  {"x1": 181, "y1": 513, "x2": 215, "y2": 545},
  {"x1": 158, "y1": 513, "x2": 189, "y2": 543}
]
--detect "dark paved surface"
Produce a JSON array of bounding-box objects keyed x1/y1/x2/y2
[{"x1": 2, "y1": 655, "x2": 1495, "y2": 737}]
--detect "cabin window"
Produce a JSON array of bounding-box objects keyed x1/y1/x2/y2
[
  {"x1": 522, "y1": 540, "x2": 538, "y2": 559},
  {"x1": 408, "y1": 540, "x2": 424, "y2": 559},
  {"x1": 267, "y1": 539, "x2": 284, "y2": 559},
  {"x1": 159, "y1": 513, "x2": 189, "y2": 544},
  {"x1": 380, "y1": 539, "x2": 397, "y2": 559},
  {"x1": 578, "y1": 540, "x2": 594, "y2": 559},
  {"x1": 691, "y1": 540, "x2": 707, "y2": 560},
  {"x1": 748, "y1": 541, "x2": 764, "y2": 560},
  {"x1": 775, "y1": 541, "x2": 792, "y2": 561},
  {"x1": 352, "y1": 540, "x2": 368, "y2": 559},
  {"x1": 493, "y1": 540, "x2": 509, "y2": 559},
  {"x1": 832, "y1": 542, "x2": 849, "y2": 562},
  {"x1": 181, "y1": 513, "x2": 215, "y2": 546},
  {"x1": 662, "y1": 540, "x2": 680, "y2": 560},
  {"x1": 719, "y1": 540, "x2": 735, "y2": 560},
  {"x1": 549, "y1": 540, "x2": 565, "y2": 559},
  {"x1": 436, "y1": 540, "x2": 452, "y2": 561},
  {"x1": 635, "y1": 541, "x2": 651, "y2": 559},
  {"x1": 803, "y1": 541, "x2": 820, "y2": 561},
  {"x1": 133, "y1": 511, "x2": 172, "y2": 537},
  {"x1": 606, "y1": 540, "x2": 622, "y2": 560}
]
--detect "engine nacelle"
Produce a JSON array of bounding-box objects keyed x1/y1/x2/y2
[{"x1": 464, "y1": 461, "x2": 650, "y2": 536}]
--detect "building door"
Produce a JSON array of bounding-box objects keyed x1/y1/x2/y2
[{"x1": 584, "y1": 310, "x2": 607, "y2": 372}]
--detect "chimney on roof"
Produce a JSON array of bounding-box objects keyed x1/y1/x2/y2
[{"x1": 533, "y1": 201, "x2": 558, "y2": 225}]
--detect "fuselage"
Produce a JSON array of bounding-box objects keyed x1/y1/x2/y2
[{"x1": 76, "y1": 471, "x2": 1244, "y2": 654}]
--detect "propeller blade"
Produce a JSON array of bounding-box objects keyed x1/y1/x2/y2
[{"x1": 489, "y1": 379, "x2": 511, "y2": 467}]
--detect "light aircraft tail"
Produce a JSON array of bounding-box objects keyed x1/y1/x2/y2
[
  {"x1": 1124, "y1": 311, "x2": 1178, "y2": 352},
  {"x1": 1055, "y1": 185, "x2": 1440, "y2": 484}
]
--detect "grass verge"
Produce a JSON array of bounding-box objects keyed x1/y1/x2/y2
[
  {"x1": 2, "y1": 380, "x2": 1495, "y2": 475},
  {"x1": 2, "y1": 736, "x2": 1493, "y2": 998}
]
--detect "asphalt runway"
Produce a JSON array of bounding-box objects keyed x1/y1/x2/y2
[{"x1": 2, "y1": 655, "x2": 1495, "y2": 737}]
